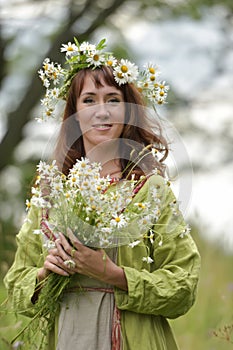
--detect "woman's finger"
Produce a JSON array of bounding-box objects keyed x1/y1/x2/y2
[
  {"x1": 44, "y1": 260, "x2": 69, "y2": 276},
  {"x1": 55, "y1": 237, "x2": 71, "y2": 261},
  {"x1": 65, "y1": 229, "x2": 85, "y2": 253},
  {"x1": 58, "y1": 232, "x2": 79, "y2": 257},
  {"x1": 44, "y1": 255, "x2": 69, "y2": 276}
]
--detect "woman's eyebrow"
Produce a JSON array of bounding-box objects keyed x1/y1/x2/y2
[
  {"x1": 80, "y1": 92, "x2": 96, "y2": 96},
  {"x1": 106, "y1": 92, "x2": 122, "y2": 96},
  {"x1": 80, "y1": 92, "x2": 122, "y2": 96}
]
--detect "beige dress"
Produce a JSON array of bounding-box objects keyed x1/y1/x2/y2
[{"x1": 56, "y1": 250, "x2": 116, "y2": 350}]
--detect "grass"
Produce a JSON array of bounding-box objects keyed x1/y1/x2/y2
[
  {"x1": 0, "y1": 230, "x2": 233, "y2": 349},
  {"x1": 171, "y1": 230, "x2": 233, "y2": 349}
]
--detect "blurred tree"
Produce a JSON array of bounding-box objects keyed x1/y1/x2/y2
[{"x1": 0, "y1": 0, "x2": 233, "y2": 172}]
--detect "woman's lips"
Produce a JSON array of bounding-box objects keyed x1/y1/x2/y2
[{"x1": 92, "y1": 124, "x2": 112, "y2": 130}]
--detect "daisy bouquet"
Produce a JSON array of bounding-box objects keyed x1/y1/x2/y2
[
  {"x1": 29, "y1": 157, "x2": 161, "y2": 249},
  {"x1": 13, "y1": 157, "x2": 161, "y2": 349}
]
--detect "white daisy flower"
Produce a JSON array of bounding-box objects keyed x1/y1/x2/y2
[
  {"x1": 43, "y1": 240, "x2": 56, "y2": 249},
  {"x1": 48, "y1": 88, "x2": 60, "y2": 99},
  {"x1": 134, "y1": 202, "x2": 147, "y2": 210},
  {"x1": 25, "y1": 199, "x2": 31, "y2": 211},
  {"x1": 31, "y1": 196, "x2": 50, "y2": 208},
  {"x1": 101, "y1": 227, "x2": 113, "y2": 234},
  {"x1": 113, "y1": 59, "x2": 139, "y2": 85},
  {"x1": 180, "y1": 224, "x2": 191, "y2": 238},
  {"x1": 37, "y1": 160, "x2": 57, "y2": 176},
  {"x1": 157, "y1": 81, "x2": 170, "y2": 92},
  {"x1": 106, "y1": 55, "x2": 117, "y2": 67},
  {"x1": 148, "y1": 230, "x2": 154, "y2": 244},
  {"x1": 79, "y1": 42, "x2": 96, "y2": 53},
  {"x1": 33, "y1": 229, "x2": 43, "y2": 235},
  {"x1": 138, "y1": 214, "x2": 153, "y2": 227},
  {"x1": 128, "y1": 240, "x2": 141, "y2": 248},
  {"x1": 60, "y1": 42, "x2": 78, "y2": 56},
  {"x1": 110, "y1": 214, "x2": 127, "y2": 228},
  {"x1": 142, "y1": 256, "x2": 154, "y2": 264},
  {"x1": 170, "y1": 199, "x2": 180, "y2": 216},
  {"x1": 145, "y1": 62, "x2": 159, "y2": 76},
  {"x1": 86, "y1": 51, "x2": 105, "y2": 67},
  {"x1": 51, "y1": 180, "x2": 63, "y2": 197}
]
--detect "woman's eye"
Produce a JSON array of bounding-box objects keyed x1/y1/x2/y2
[
  {"x1": 83, "y1": 98, "x2": 94, "y2": 104},
  {"x1": 107, "y1": 98, "x2": 120, "y2": 104}
]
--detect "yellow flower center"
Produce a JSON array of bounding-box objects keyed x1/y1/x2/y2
[
  {"x1": 159, "y1": 91, "x2": 165, "y2": 96},
  {"x1": 93, "y1": 54, "x2": 99, "y2": 61},
  {"x1": 121, "y1": 65, "x2": 128, "y2": 73},
  {"x1": 117, "y1": 72, "x2": 123, "y2": 79},
  {"x1": 115, "y1": 217, "x2": 121, "y2": 222},
  {"x1": 149, "y1": 67, "x2": 155, "y2": 74},
  {"x1": 137, "y1": 203, "x2": 146, "y2": 209},
  {"x1": 67, "y1": 46, "x2": 74, "y2": 51},
  {"x1": 72, "y1": 177, "x2": 76, "y2": 182},
  {"x1": 150, "y1": 75, "x2": 155, "y2": 81},
  {"x1": 107, "y1": 60, "x2": 113, "y2": 66}
]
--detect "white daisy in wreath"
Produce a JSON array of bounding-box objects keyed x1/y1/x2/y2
[
  {"x1": 60, "y1": 42, "x2": 79, "y2": 56},
  {"x1": 86, "y1": 50, "x2": 106, "y2": 67},
  {"x1": 113, "y1": 59, "x2": 139, "y2": 85}
]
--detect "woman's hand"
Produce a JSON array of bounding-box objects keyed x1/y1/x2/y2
[
  {"x1": 37, "y1": 239, "x2": 75, "y2": 283},
  {"x1": 55, "y1": 231, "x2": 128, "y2": 291}
]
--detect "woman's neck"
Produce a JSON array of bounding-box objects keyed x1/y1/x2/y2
[
  {"x1": 100, "y1": 159, "x2": 122, "y2": 179},
  {"x1": 85, "y1": 140, "x2": 122, "y2": 179}
]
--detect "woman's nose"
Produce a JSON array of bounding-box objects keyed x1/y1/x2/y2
[{"x1": 94, "y1": 103, "x2": 110, "y2": 119}]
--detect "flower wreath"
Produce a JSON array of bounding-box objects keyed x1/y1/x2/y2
[{"x1": 37, "y1": 38, "x2": 169, "y2": 122}]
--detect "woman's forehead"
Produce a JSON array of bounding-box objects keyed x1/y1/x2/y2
[{"x1": 80, "y1": 74, "x2": 122, "y2": 94}]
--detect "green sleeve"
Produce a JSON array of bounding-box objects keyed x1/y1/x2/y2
[
  {"x1": 115, "y1": 175, "x2": 201, "y2": 319},
  {"x1": 4, "y1": 206, "x2": 45, "y2": 317}
]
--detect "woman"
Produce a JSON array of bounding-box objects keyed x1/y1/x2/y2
[{"x1": 4, "y1": 38, "x2": 200, "y2": 350}]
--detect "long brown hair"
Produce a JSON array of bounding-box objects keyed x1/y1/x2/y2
[{"x1": 53, "y1": 66, "x2": 169, "y2": 178}]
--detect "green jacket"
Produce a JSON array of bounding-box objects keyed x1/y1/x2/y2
[{"x1": 4, "y1": 175, "x2": 200, "y2": 350}]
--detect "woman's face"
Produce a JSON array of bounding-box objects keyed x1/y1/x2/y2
[{"x1": 76, "y1": 74, "x2": 125, "y2": 155}]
